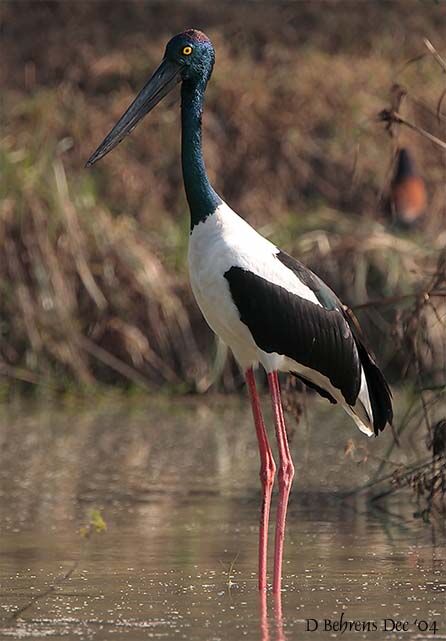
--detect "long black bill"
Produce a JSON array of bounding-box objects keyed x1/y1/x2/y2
[{"x1": 86, "y1": 58, "x2": 182, "y2": 167}]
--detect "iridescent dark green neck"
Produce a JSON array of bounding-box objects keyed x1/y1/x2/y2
[{"x1": 181, "y1": 79, "x2": 221, "y2": 230}]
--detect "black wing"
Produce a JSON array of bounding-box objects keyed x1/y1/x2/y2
[
  {"x1": 224, "y1": 261, "x2": 361, "y2": 406},
  {"x1": 278, "y1": 251, "x2": 392, "y2": 433},
  {"x1": 225, "y1": 251, "x2": 393, "y2": 434}
]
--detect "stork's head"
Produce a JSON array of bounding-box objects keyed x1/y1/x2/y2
[
  {"x1": 86, "y1": 29, "x2": 214, "y2": 167},
  {"x1": 165, "y1": 29, "x2": 215, "y2": 84}
]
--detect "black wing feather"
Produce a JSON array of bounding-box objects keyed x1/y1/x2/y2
[
  {"x1": 343, "y1": 307, "x2": 393, "y2": 434},
  {"x1": 290, "y1": 371, "x2": 338, "y2": 404},
  {"x1": 225, "y1": 251, "x2": 393, "y2": 435},
  {"x1": 278, "y1": 251, "x2": 393, "y2": 434},
  {"x1": 224, "y1": 265, "x2": 361, "y2": 405}
]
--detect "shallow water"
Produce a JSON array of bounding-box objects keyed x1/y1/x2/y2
[{"x1": 0, "y1": 395, "x2": 445, "y2": 640}]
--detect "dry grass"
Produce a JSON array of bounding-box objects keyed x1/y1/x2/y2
[
  {"x1": 1, "y1": 147, "x2": 206, "y2": 390},
  {"x1": 0, "y1": 1, "x2": 445, "y2": 393}
]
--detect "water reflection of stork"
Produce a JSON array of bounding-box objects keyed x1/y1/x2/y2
[{"x1": 87, "y1": 29, "x2": 393, "y2": 593}]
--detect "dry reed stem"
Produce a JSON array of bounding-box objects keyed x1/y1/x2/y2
[
  {"x1": 378, "y1": 110, "x2": 446, "y2": 150},
  {"x1": 423, "y1": 38, "x2": 446, "y2": 74}
]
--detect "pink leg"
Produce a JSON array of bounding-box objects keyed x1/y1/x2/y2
[
  {"x1": 273, "y1": 590, "x2": 285, "y2": 641},
  {"x1": 267, "y1": 371, "x2": 295, "y2": 593},
  {"x1": 259, "y1": 589, "x2": 270, "y2": 641},
  {"x1": 245, "y1": 367, "x2": 276, "y2": 591}
]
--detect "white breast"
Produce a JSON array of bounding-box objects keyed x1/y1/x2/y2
[{"x1": 188, "y1": 202, "x2": 320, "y2": 368}]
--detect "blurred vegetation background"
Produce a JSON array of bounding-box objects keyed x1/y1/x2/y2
[{"x1": 0, "y1": 1, "x2": 445, "y2": 397}]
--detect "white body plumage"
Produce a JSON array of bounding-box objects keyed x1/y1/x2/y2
[{"x1": 188, "y1": 201, "x2": 374, "y2": 436}]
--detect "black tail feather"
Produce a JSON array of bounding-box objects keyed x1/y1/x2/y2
[
  {"x1": 343, "y1": 307, "x2": 393, "y2": 435},
  {"x1": 356, "y1": 341, "x2": 393, "y2": 435}
]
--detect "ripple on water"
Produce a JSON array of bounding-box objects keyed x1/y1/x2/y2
[{"x1": 0, "y1": 399, "x2": 445, "y2": 639}]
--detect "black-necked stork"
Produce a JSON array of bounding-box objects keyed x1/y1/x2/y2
[
  {"x1": 390, "y1": 148, "x2": 427, "y2": 228},
  {"x1": 87, "y1": 29, "x2": 393, "y2": 593}
]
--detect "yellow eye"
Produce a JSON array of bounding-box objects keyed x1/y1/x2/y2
[{"x1": 182, "y1": 46, "x2": 193, "y2": 56}]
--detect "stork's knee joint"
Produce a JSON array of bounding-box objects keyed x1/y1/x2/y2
[
  {"x1": 279, "y1": 461, "x2": 294, "y2": 488},
  {"x1": 260, "y1": 458, "x2": 276, "y2": 487}
]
